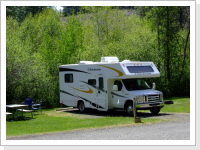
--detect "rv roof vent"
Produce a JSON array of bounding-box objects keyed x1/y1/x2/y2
[
  {"x1": 122, "y1": 60, "x2": 131, "y2": 62},
  {"x1": 101, "y1": 57, "x2": 119, "y2": 63},
  {"x1": 79, "y1": 61, "x2": 93, "y2": 65}
]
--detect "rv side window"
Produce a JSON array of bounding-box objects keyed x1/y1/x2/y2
[
  {"x1": 88, "y1": 79, "x2": 96, "y2": 85},
  {"x1": 65, "y1": 74, "x2": 73, "y2": 83},
  {"x1": 99, "y1": 77, "x2": 104, "y2": 89}
]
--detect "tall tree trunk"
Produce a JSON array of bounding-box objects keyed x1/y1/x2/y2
[
  {"x1": 179, "y1": 29, "x2": 190, "y2": 82},
  {"x1": 166, "y1": 7, "x2": 171, "y2": 82},
  {"x1": 156, "y1": 14, "x2": 161, "y2": 71}
]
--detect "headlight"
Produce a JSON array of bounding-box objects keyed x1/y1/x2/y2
[{"x1": 134, "y1": 96, "x2": 144, "y2": 103}]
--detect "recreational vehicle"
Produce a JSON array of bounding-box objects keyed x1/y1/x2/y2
[{"x1": 59, "y1": 57, "x2": 164, "y2": 115}]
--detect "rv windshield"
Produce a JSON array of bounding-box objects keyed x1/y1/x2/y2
[{"x1": 122, "y1": 79, "x2": 151, "y2": 91}]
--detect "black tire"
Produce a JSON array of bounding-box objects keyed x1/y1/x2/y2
[
  {"x1": 78, "y1": 101, "x2": 85, "y2": 112},
  {"x1": 125, "y1": 102, "x2": 134, "y2": 116},
  {"x1": 150, "y1": 107, "x2": 161, "y2": 115}
]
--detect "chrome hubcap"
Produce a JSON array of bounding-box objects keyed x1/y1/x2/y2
[
  {"x1": 127, "y1": 105, "x2": 133, "y2": 115},
  {"x1": 79, "y1": 103, "x2": 84, "y2": 111}
]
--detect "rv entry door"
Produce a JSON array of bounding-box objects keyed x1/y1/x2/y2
[{"x1": 97, "y1": 76, "x2": 106, "y2": 111}]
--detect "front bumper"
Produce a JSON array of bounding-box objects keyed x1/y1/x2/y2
[{"x1": 136, "y1": 102, "x2": 164, "y2": 110}]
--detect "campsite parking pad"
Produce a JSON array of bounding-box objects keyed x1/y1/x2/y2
[
  {"x1": 7, "y1": 109, "x2": 190, "y2": 140},
  {"x1": 56, "y1": 108, "x2": 186, "y2": 121}
]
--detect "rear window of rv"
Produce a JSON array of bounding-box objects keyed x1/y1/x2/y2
[
  {"x1": 65, "y1": 74, "x2": 73, "y2": 83},
  {"x1": 127, "y1": 66, "x2": 154, "y2": 73}
]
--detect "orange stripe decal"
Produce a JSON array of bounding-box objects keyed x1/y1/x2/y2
[
  {"x1": 98, "y1": 65, "x2": 124, "y2": 77},
  {"x1": 70, "y1": 86, "x2": 93, "y2": 94}
]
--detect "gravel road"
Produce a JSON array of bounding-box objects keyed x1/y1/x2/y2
[{"x1": 7, "y1": 112, "x2": 190, "y2": 140}]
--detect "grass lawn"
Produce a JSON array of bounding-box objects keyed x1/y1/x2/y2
[
  {"x1": 6, "y1": 109, "x2": 161, "y2": 137},
  {"x1": 161, "y1": 97, "x2": 190, "y2": 113},
  {"x1": 6, "y1": 97, "x2": 190, "y2": 137}
]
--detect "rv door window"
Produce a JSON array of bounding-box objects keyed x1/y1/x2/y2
[
  {"x1": 65, "y1": 74, "x2": 73, "y2": 83},
  {"x1": 127, "y1": 66, "x2": 154, "y2": 73},
  {"x1": 99, "y1": 77, "x2": 104, "y2": 89}
]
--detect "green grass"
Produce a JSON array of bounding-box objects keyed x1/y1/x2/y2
[
  {"x1": 6, "y1": 109, "x2": 161, "y2": 137},
  {"x1": 161, "y1": 97, "x2": 190, "y2": 113},
  {"x1": 6, "y1": 97, "x2": 190, "y2": 137}
]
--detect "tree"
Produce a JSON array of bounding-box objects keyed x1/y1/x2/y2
[
  {"x1": 6, "y1": 6, "x2": 190, "y2": 108},
  {"x1": 143, "y1": 6, "x2": 190, "y2": 96},
  {"x1": 6, "y1": 6, "x2": 47, "y2": 23},
  {"x1": 62, "y1": 6, "x2": 81, "y2": 16}
]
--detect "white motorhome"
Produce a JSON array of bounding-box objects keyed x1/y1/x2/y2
[{"x1": 59, "y1": 57, "x2": 164, "y2": 115}]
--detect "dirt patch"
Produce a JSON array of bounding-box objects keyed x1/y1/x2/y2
[{"x1": 56, "y1": 108, "x2": 106, "y2": 119}]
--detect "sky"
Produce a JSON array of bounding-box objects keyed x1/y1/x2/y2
[{"x1": 56, "y1": 6, "x2": 63, "y2": 11}]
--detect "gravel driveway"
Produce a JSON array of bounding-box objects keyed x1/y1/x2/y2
[{"x1": 7, "y1": 112, "x2": 190, "y2": 140}]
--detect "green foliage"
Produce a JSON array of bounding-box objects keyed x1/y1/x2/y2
[
  {"x1": 6, "y1": 6, "x2": 46, "y2": 23},
  {"x1": 6, "y1": 7, "x2": 190, "y2": 107},
  {"x1": 6, "y1": 9, "x2": 69, "y2": 104},
  {"x1": 63, "y1": 6, "x2": 81, "y2": 16},
  {"x1": 143, "y1": 6, "x2": 190, "y2": 97}
]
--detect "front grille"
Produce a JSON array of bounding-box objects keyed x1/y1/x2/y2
[{"x1": 147, "y1": 94, "x2": 161, "y2": 102}]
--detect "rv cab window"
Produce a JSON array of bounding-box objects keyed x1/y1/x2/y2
[
  {"x1": 65, "y1": 74, "x2": 73, "y2": 83},
  {"x1": 122, "y1": 79, "x2": 151, "y2": 91}
]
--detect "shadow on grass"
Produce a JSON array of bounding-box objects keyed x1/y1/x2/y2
[{"x1": 6, "y1": 116, "x2": 35, "y2": 122}]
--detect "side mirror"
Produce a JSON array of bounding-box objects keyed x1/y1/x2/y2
[
  {"x1": 152, "y1": 82, "x2": 156, "y2": 90},
  {"x1": 113, "y1": 85, "x2": 118, "y2": 91}
]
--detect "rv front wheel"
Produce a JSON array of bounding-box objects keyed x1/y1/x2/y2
[
  {"x1": 125, "y1": 102, "x2": 134, "y2": 116},
  {"x1": 78, "y1": 101, "x2": 85, "y2": 112},
  {"x1": 150, "y1": 107, "x2": 160, "y2": 115}
]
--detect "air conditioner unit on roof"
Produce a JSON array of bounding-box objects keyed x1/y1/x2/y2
[
  {"x1": 101, "y1": 57, "x2": 119, "y2": 63},
  {"x1": 79, "y1": 61, "x2": 93, "y2": 64}
]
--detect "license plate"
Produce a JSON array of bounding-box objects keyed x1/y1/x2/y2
[{"x1": 140, "y1": 104, "x2": 149, "y2": 107}]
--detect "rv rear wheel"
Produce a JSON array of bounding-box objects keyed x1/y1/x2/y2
[
  {"x1": 125, "y1": 102, "x2": 134, "y2": 116},
  {"x1": 78, "y1": 101, "x2": 85, "y2": 112}
]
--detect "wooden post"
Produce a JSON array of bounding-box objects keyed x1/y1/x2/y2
[{"x1": 133, "y1": 100, "x2": 141, "y2": 123}]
